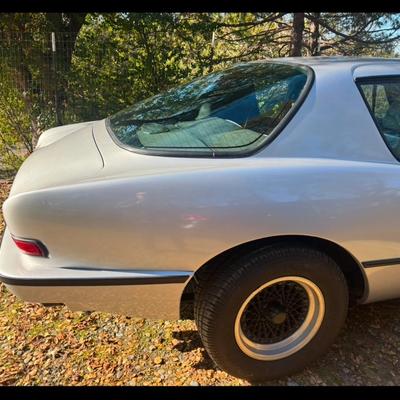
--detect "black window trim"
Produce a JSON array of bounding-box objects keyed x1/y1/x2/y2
[
  {"x1": 105, "y1": 61, "x2": 315, "y2": 159},
  {"x1": 356, "y1": 74, "x2": 400, "y2": 163}
]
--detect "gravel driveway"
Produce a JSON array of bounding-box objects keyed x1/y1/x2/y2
[{"x1": 1, "y1": 180, "x2": 399, "y2": 386}]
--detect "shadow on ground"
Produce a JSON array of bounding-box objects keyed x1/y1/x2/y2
[{"x1": 172, "y1": 299, "x2": 400, "y2": 385}]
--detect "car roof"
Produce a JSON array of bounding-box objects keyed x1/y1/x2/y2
[
  {"x1": 267, "y1": 56, "x2": 400, "y2": 67},
  {"x1": 244, "y1": 56, "x2": 400, "y2": 79}
]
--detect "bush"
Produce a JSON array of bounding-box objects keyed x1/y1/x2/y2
[{"x1": 0, "y1": 69, "x2": 55, "y2": 176}]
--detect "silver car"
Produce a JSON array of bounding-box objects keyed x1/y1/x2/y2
[{"x1": 1, "y1": 56, "x2": 400, "y2": 381}]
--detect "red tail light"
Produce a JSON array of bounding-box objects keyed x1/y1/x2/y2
[{"x1": 11, "y1": 236, "x2": 49, "y2": 257}]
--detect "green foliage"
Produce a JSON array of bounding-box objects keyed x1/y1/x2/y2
[
  {"x1": 0, "y1": 66, "x2": 56, "y2": 176},
  {"x1": 0, "y1": 12, "x2": 399, "y2": 176},
  {"x1": 64, "y1": 13, "x2": 220, "y2": 122},
  {"x1": 64, "y1": 13, "x2": 295, "y2": 123},
  {"x1": 0, "y1": 71, "x2": 31, "y2": 173}
]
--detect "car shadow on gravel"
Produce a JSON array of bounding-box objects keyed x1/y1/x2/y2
[
  {"x1": 172, "y1": 330, "x2": 203, "y2": 353},
  {"x1": 172, "y1": 330, "x2": 217, "y2": 369},
  {"x1": 172, "y1": 299, "x2": 400, "y2": 385}
]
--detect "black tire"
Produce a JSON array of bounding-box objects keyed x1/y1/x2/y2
[{"x1": 194, "y1": 245, "x2": 349, "y2": 382}]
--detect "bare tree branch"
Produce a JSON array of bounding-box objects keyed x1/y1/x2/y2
[{"x1": 306, "y1": 13, "x2": 400, "y2": 45}]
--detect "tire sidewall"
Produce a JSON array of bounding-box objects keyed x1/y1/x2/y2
[{"x1": 201, "y1": 247, "x2": 348, "y2": 381}]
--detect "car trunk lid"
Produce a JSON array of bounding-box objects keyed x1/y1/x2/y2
[{"x1": 9, "y1": 121, "x2": 104, "y2": 196}]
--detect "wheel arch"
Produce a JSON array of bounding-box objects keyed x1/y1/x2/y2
[{"x1": 180, "y1": 234, "x2": 368, "y2": 319}]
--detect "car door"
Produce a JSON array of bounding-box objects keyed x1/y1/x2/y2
[{"x1": 356, "y1": 73, "x2": 400, "y2": 302}]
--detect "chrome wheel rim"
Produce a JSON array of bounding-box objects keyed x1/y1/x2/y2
[{"x1": 234, "y1": 276, "x2": 325, "y2": 361}]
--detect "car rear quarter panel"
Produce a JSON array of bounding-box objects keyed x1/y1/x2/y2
[{"x1": 3, "y1": 157, "x2": 400, "y2": 277}]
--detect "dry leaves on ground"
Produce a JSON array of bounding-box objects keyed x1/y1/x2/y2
[{"x1": 1, "y1": 180, "x2": 400, "y2": 386}]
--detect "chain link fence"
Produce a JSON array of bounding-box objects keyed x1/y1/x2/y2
[
  {"x1": 0, "y1": 30, "x2": 111, "y2": 129},
  {"x1": 0, "y1": 30, "x2": 114, "y2": 177},
  {"x1": 0, "y1": 28, "x2": 227, "y2": 177}
]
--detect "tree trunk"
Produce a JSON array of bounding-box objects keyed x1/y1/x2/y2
[
  {"x1": 290, "y1": 13, "x2": 305, "y2": 57},
  {"x1": 310, "y1": 13, "x2": 321, "y2": 56}
]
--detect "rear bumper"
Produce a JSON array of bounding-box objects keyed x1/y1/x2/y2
[{"x1": 0, "y1": 229, "x2": 192, "y2": 319}]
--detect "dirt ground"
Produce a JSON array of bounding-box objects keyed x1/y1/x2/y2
[{"x1": 1, "y1": 179, "x2": 400, "y2": 386}]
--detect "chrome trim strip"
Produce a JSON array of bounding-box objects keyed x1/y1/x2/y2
[
  {"x1": 0, "y1": 272, "x2": 191, "y2": 286},
  {"x1": 362, "y1": 258, "x2": 400, "y2": 268}
]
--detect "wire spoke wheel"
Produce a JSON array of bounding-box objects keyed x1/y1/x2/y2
[{"x1": 234, "y1": 276, "x2": 325, "y2": 361}]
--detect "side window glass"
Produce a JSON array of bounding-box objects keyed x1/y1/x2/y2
[
  {"x1": 109, "y1": 63, "x2": 310, "y2": 155},
  {"x1": 359, "y1": 79, "x2": 400, "y2": 159},
  {"x1": 375, "y1": 85, "x2": 389, "y2": 119}
]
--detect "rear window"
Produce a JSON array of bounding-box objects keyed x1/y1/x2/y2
[
  {"x1": 107, "y1": 62, "x2": 311, "y2": 157},
  {"x1": 358, "y1": 77, "x2": 400, "y2": 160}
]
